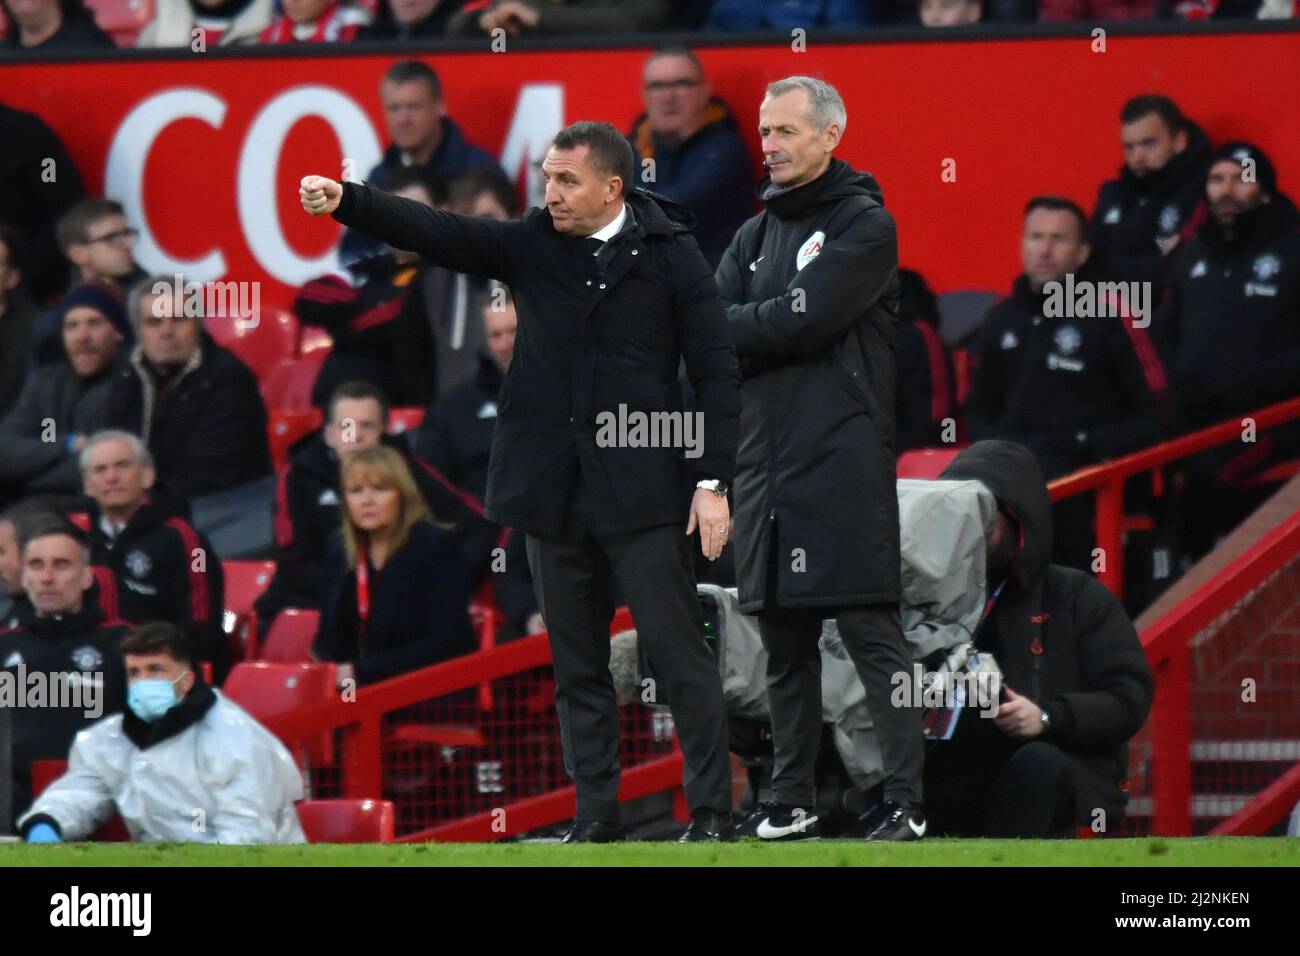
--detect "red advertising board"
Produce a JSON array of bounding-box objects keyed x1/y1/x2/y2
[{"x1": 2, "y1": 30, "x2": 1298, "y2": 308}]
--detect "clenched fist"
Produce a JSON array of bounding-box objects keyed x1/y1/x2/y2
[{"x1": 300, "y1": 175, "x2": 343, "y2": 216}]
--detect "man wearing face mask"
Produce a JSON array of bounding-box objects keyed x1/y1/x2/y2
[
  {"x1": 19, "y1": 621, "x2": 305, "y2": 844},
  {"x1": 0, "y1": 519, "x2": 129, "y2": 828}
]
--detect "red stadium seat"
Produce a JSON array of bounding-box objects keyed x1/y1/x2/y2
[
  {"x1": 387, "y1": 407, "x2": 426, "y2": 436},
  {"x1": 261, "y1": 608, "x2": 321, "y2": 663},
  {"x1": 263, "y1": 352, "x2": 328, "y2": 412},
  {"x1": 205, "y1": 309, "x2": 299, "y2": 382},
  {"x1": 897, "y1": 448, "x2": 963, "y2": 480},
  {"x1": 223, "y1": 662, "x2": 337, "y2": 765},
  {"x1": 298, "y1": 326, "x2": 334, "y2": 355},
  {"x1": 85, "y1": 0, "x2": 154, "y2": 46},
  {"x1": 223, "y1": 560, "x2": 276, "y2": 661},
  {"x1": 268, "y1": 407, "x2": 323, "y2": 469},
  {"x1": 297, "y1": 799, "x2": 395, "y2": 843}
]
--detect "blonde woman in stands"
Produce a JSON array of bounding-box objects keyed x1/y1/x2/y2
[{"x1": 313, "y1": 445, "x2": 474, "y2": 687}]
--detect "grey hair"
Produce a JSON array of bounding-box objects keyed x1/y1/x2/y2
[
  {"x1": 128, "y1": 274, "x2": 198, "y2": 332},
  {"x1": 79, "y1": 429, "x2": 154, "y2": 477},
  {"x1": 764, "y1": 75, "x2": 847, "y2": 134}
]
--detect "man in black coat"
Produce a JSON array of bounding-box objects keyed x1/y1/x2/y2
[
  {"x1": 0, "y1": 518, "x2": 128, "y2": 827},
  {"x1": 715, "y1": 76, "x2": 924, "y2": 842},
  {"x1": 926, "y1": 441, "x2": 1155, "y2": 837},
  {"x1": 66, "y1": 430, "x2": 227, "y2": 681},
  {"x1": 1152, "y1": 142, "x2": 1300, "y2": 555},
  {"x1": 303, "y1": 119, "x2": 741, "y2": 843},
  {"x1": 1090, "y1": 94, "x2": 1212, "y2": 298},
  {"x1": 102, "y1": 278, "x2": 272, "y2": 499}
]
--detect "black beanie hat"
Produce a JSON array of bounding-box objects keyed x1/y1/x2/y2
[{"x1": 1206, "y1": 141, "x2": 1277, "y2": 197}]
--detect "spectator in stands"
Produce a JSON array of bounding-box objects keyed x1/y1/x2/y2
[
  {"x1": 137, "y1": 0, "x2": 275, "y2": 47},
  {"x1": 257, "y1": 380, "x2": 495, "y2": 630},
  {"x1": 1153, "y1": 143, "x2": 1300, "y2": 554},
  {"x1": 706, "y1": 0, "x2": 873, "y2": 29},
  {"x1": 1160, "y1": 0, "x2": 1294, "y2": 18},
  {"x1": 30, "y1": 199, "x2": 145, "y2": 366},
  {"x1": 0, "y1": 518, "x2": 128, "y2": 826},
  {"x1": 301, "y1": 167, "x2": 445, "y2": 410},
  {"x1": 965, "y1": 196, "x2": 1169, "y2": 570},
  {"x1": 397, "y1": 167, "x2": 520, "y2": 406},
  {"x1": 447, "y1": 0, "x2": 670, "y2": 35},
  {"x1": 925, "y1": 441, "x2": 1154, "y2": 837},
  {"x1": 339, "y1": 61, "x2": 502, "y2": 265},
  {"x1": 313, "y1": 445, "x2": 476, "y2": 686},
  {"x1": 19, "y1": 622, "x2": 306, "y2": 844},
  {"x1": 0, "y1": 102, "x2": 86, "y2": 303},
  {"x1": 416, "y1": 287, "x2": 515, "y2": 503},
  {"x1": 413, "y1": 288, "x2": 544, "y2": 640},
  {"x1": 966, "y1": 197, "x2": 1168, "y2": 480},
  {"x1": 918, "y1": 0, "x2": 983, "y2": 25},
  {"x1": 0, "y1": 284, "x2": 128, "y2": 507},
  {"x1": 355, "y1": 0, "x2": 464, "y2": 39},
  {"x1": 69, "y1": 430, "x2": 227, "y2": 679},
  {"x1": 258, "y1": 0, "x2": 370, "y2": 42},
  {"x1": 1090, "y1": 94, "x2": 1211, "y2": 295},
  {"x1": 894, "y1": 269, "x2": 957, "y2": 451},
  {"x1": 102, "y1": 276, "x2": 272, "y2": 498},
  {"x1": 624, "y1": 47, "x2": 754, "y2": 269},
  {"x1": 0, "y1": 222, "x2": 40, "y2": 415},
  {"x1": 0, "y1": 502, "x2": 41, "y2": 627},
  {"x1": 0, "y1": 0, "x2": 116, "y2": 50},
  {"x1": 1041, "y1": 0, "x2": 1156, "y2": 18}
]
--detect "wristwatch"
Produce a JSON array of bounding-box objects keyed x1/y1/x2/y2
[
  {"x1": 1039, "y1": 708, "x2": 1052, "y2": 734},
  {"x1": 696, "y1": 479, "x2": 730, "y2": 498}
]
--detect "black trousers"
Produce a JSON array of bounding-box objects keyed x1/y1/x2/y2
[
  {"x1": 756, "y1": 604, "x2": 924, "y2": 810},
  {"x1": 524, "y1": 474, "x2": 731, "y2": 824},
  {"x1": 924, "y1": 734, "x2": 1078, "y2": 838}
]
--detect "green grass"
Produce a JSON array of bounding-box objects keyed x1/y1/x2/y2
[{"x1": 2, "y1": 838, "x2": 1296, "y2": 867}]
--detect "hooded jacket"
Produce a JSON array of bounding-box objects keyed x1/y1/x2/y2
[
  {"x1": 626, "y1": 98, "x2": 756, "y2": 268},
  {"x1": 102, "y1": 332, "x2": 272, "y2": 497},
  {"x1": 1090, "y1": 121, "x2": 1211, "y2": 294},
  {"x1": 1153, "y1": 193, "x2": 1300, "y2": 431},
  {"x1": 19, "y1": 683, "x2": 306, "y2": 844},
  {"x1": 332, "y1": 181, "x2": 740, "y2": 539},
  {"x1": 940, "y1": 441, "x2": 1155, "y2": 821},
  {"x1": 716, "y1": 158, "x2": 901, "y2": 611},
  {"x1": 66, "y1": 488, "x2": 226, "y2": 677},
  {"x1": 965, "y1": 258, "x2": 1171, "y2": 479},
  {"x1": 0, "y1": 599, "x2": 129, "y2": 822}
]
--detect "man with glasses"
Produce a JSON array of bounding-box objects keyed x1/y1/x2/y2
[
  {"x1": 29, "y1": 199, "x2": 146, "y2": 366},
  {"x1": 625, "y1": 46, "x2": 755, "y2": 268}
]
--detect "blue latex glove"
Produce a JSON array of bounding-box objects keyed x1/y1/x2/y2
[{"x1": 26, "y1": 822, "x2": 61, "y2": 843}]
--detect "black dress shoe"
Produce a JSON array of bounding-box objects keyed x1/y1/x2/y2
[
  {"x1": 561, "y1": 820, "x2": 627, "y2": 844},
  {"x1": 678, "y1": 810, "x2": 738, "y2": 843}
]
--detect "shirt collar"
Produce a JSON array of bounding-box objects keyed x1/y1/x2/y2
[{"x1": 587, "y1": 203, "x2": 629, "y2": 245}]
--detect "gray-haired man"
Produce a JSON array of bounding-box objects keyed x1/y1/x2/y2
[{"x1": 715, "y1": 76, "x2": 926, "y2": 841}]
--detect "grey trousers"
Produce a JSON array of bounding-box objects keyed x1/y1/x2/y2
[
  {"x1": 525, "y1": 515, "x2": 731, "y2": 824},
  {"x1": 756, "y1": 604, "x2": 924, "y2": 809}
]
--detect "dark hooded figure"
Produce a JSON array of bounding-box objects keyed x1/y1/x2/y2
[{"x1": 925, "y1": 440, "x2": 1155, "y2": 838}]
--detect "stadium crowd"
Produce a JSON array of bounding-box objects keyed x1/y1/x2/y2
[{"x1": 1, "y1": 32, "x2": 1297, "y2": 842}]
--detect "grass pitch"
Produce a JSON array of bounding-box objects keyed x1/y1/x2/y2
[{"x1": 2, "y1": 837, "x2": 1295, "y2": 867}]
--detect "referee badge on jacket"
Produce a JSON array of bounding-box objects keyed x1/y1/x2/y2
[{"x1": 796, "y1": 231, "x2": 825, "y2": 271}]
